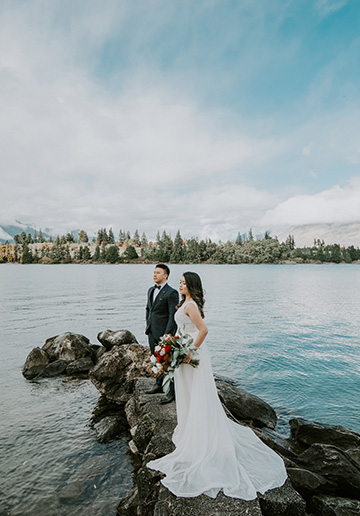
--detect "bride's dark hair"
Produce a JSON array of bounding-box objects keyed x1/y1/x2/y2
[{"x1": 177, "y1": 271, "x2": 205, "y2": 318}]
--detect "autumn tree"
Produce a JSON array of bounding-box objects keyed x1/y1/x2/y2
[{"x1": 79, "y1": 230, "x2": 88, "y2": 243}]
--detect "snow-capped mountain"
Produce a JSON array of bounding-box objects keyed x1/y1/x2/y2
[
  {"x1": 277, "y1": 221, "x2": 360, "y2": 248},
  {"x1": 0, "y1": 221, "x2": 51, "y2": 243}
]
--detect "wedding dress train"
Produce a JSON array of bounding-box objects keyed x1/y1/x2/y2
[{"x1": 147, "y1": 301, "x2": 287, "y2": 500}]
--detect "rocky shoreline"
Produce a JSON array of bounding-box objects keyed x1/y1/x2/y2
[{"x1": 23, "y1": 332, "x2": 360, "y2": 516}]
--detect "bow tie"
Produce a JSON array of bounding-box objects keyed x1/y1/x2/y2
[{"x1": 154, "y1": 285, "x2": 161, "y2": 290}]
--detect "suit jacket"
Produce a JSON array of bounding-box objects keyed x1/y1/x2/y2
[{"x1": 145, "y1": 283, "x2": 179, "y2": 342}]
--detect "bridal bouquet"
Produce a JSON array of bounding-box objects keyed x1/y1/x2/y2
[{"x1": 150, "y1": 331, "x2": 200, "y2": 394}]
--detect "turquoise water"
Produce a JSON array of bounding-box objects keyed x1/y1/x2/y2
[{"x1": 1, "y1": 264, "x2": 360, "y2": 515}]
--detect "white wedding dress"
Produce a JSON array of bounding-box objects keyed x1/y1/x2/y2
[{"x1": 147, "y1": 301, "x2": 287, "y2": 500}]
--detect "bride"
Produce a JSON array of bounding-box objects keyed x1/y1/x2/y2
[{"x1": 147, "y1": 271, "x2": 287, "y2": 500}]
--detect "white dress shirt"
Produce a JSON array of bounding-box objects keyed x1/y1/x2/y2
[{"x1": 153, "y1": 282, "x2": 167, "y2": 303}]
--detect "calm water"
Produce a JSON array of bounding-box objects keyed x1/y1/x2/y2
[{"x1": 1, "y1": 264, "x2": 360, "y2": 515}]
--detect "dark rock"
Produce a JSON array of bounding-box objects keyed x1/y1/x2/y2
[
  {"x1": 42, "y1": 332, "x2": 92, "y2": 363},
  {"x1": 297, "y1": 444, "x2": 360, "y2": 499},
  {"x1": 96, "y1": 347, "x2": 107, "y2": 363},
  {"x1": 255, "y1": 426, "x2": 301, "y2": 461},
  {"x1": 37, "y1": 359, "x2": 68, "y2": 378},
  {"x1": 346, "y1": 447, "x2": 360, "y2": 468},
  {"x1": 66, "y1": 356, "x2": 94, "y2": 375},
  {"x1": 125, "y1": 378, "x2": 177, "y2": 460},
  {"x1": 22, "y1": 347, "x2": 49, "y2": 379},
  {"x1": 287, "y1": 467, "x2": 328, "y2": 498},
  {"x1": 215, "y1": 379, "x2": 277, "y2": 429},
  {"x1": 97, "y1": 329, "x2": 138, "y2": 350},
  {"x1": 93, "y1": 415, "x2": 125, "y2": 443},
  {"x1": 310, "y1": 494, "x2": 360, "y2": 516},
  {"x1": 153, "y1": 486, "x2": 263, "y2": 516},
  {"x1": 136, "y1": 466, "x2": 162, "y2": 513},
  {"x1": 258, "y1": 479, "x2": 307, "y2": 516},
  {"x1": 91, "y1": 395, "x2": 126, "y2": 425},
  {"x1": 89, "y1": 344, "x2": 106, "y2": 364},
  {"x1": 89, "y1": 343, "x2": 152, "y2": 404},
  {"x1": 117, "y1": 486, "x2": 140, "y2": 516},
  {"x1": 290, "y1": 418, "x2": 360, "y2": 451}
]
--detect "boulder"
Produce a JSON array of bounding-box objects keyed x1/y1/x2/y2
[
  {"x1": 89, "y1": 343, "x2": 151, "y2": 404},
  {"x1": 66, "y1": 357, "x2": 94, "y2": 375},
  {"x1": 258, "y1": 479, "x2": 307, "y2": 516},
  {"x1": 97, "y1": 329, "x2": 138, "y2": 350},
  {"x1": 22, "y1": 347, "x2": 49, "y2": 379},
  {"x1": 125, "y1": 378, "x2": 177, "y2": 459},
  {"x1": 297, "y1": 444, "x2": 360, "y2": 499},
  {"x1": 42, "y1": 332, "x2": 92, "y2": 363},
  {"x1": 37, "y1": 359, "x2": 68, "y2": 378},
  {"x1": 93, "y1": 415, "x2": 125, "y2": 443},
  {"x1": 255, "y1": 427, "x2": 301, "y2": 461},
  {"x1": 290, "y1": 418, "x2": 360, "y2": 451},
  {"x1": 215, "y1": 379, "x2": 277, "y2": 429},
  {"x1": 287, "y1": 467, "x2": 328, "y2": 498},
  {"x1": 310, "y1": 494, "x2": 360, "y2": 516}
]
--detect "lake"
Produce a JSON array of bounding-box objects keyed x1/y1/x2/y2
[{"x1": 1, "y1": 263, "x2": 360, "y2": 515}]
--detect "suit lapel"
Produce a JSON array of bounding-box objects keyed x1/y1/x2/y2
[{"x1": 152, "y1": 284, "x2": 168, "y2": 309}]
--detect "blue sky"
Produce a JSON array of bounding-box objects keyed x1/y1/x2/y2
[{"x1": 0, "y1": 0, "x2": 359, "y2": 240}]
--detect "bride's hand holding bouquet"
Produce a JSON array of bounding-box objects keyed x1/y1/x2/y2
[{"x1": 149, "y1": 331, "x2": 199, "y2": 394}]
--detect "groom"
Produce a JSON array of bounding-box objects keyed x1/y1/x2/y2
[{"x1": 145, "y1": 263, "x2": 179, "y2": 404}]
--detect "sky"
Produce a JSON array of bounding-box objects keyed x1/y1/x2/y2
[{"x1": 1, "y1": 0, "x2": 360, "y2": 241}]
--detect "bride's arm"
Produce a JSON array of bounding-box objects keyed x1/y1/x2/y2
[{"x1": 185, "y1": 303, "x2": 208, "y2": 349}]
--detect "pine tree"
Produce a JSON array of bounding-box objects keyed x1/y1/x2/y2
[
  {"x1": 170, "y1": 230, "x2": 184, "y2": 262},
  {"x1": 64, "y1": 245, "x2": 72, "y2": 263},
  {"x1": 133, "y1": 229, "x2": 140, "y2": 245},
  {"x1": 124, "y1": 245, "x2": 138, "y2": 260},
  {"x1": 157, "y1": 231, "x2": 173, "y2": 262},
  {"x1": 100, "y1": 243, "x2": 106, "y2": 261},
  {"x1": 106, "y1": 245, "x2": 119, "y2": 263},
  {"x1": 38, "y1": 229, "x2": 45, "y2": 243},
  {"x1": 21, "y1": 243, "x2": 33, "y2": 264},
  {"x1": 185, "y1": 238, "x2": 200, "y2": 263},
  {"x1": 140, "y1": 232, "x2": 148, "y2": 257},
  {"x1": 108, "y1": 228, "x2": 115, "y2": 244},
  {"x1": 118, "y1": 229, "x2": 126, "y2": 244},
  {"x1": 82, "y1": 246, "x2": 91, "y2": 260},
  {"x1": 330, "y1": 244, "x2": 341, "y2": 263},
  {"x1": 235, "y1": 232, "x2": 243, "y2": 246},
  {"x1": 92, "y1": 243, "x2": 100, "y2": 261}
]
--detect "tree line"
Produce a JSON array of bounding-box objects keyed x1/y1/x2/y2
[{"x1": 1, "y1": 229, "x2": 360, "y2": 265}]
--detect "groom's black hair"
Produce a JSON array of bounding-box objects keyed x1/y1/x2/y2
[{"x1": 155, "y1": 263, "x2": 170, "y2": 277}]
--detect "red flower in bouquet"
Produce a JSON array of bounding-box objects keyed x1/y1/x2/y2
[{"x1": 149, "y1": 331, "x2": 200, "y2": 394}]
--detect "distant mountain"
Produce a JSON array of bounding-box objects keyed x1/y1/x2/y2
[
  {"x1": 0, "y1": 221, "x2": 51, "y2": 243},
  {"x1": 277, "y1": 221, "x2": 360, "y2": 248}
]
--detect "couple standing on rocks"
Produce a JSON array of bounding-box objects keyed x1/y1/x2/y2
[{"x1": 144, "y1": 263, "x2": 287, "y2": 500}]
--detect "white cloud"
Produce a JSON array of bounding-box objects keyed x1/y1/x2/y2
[
  {"x1": 0, "y1": 2, "x2": 284, "y2": 239},
  {"x1": 260, "y1": 178, "x2": 360, "y2": 227},
  {"x1": 1, "y1": 1, "x2": 360, "y2": 241}
]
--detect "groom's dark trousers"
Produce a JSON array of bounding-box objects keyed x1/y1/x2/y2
[{"x1": 145, "y1": 283, "x2": 179, "y2": 391}]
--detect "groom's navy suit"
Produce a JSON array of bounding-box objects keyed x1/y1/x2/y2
[{"x1": 145, "y1": 283, "x2": 179, "y2": 355}]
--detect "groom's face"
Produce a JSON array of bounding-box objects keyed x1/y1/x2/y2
[{"x1": 153, "y1": 267, "x2": 167, "y2": 285}]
